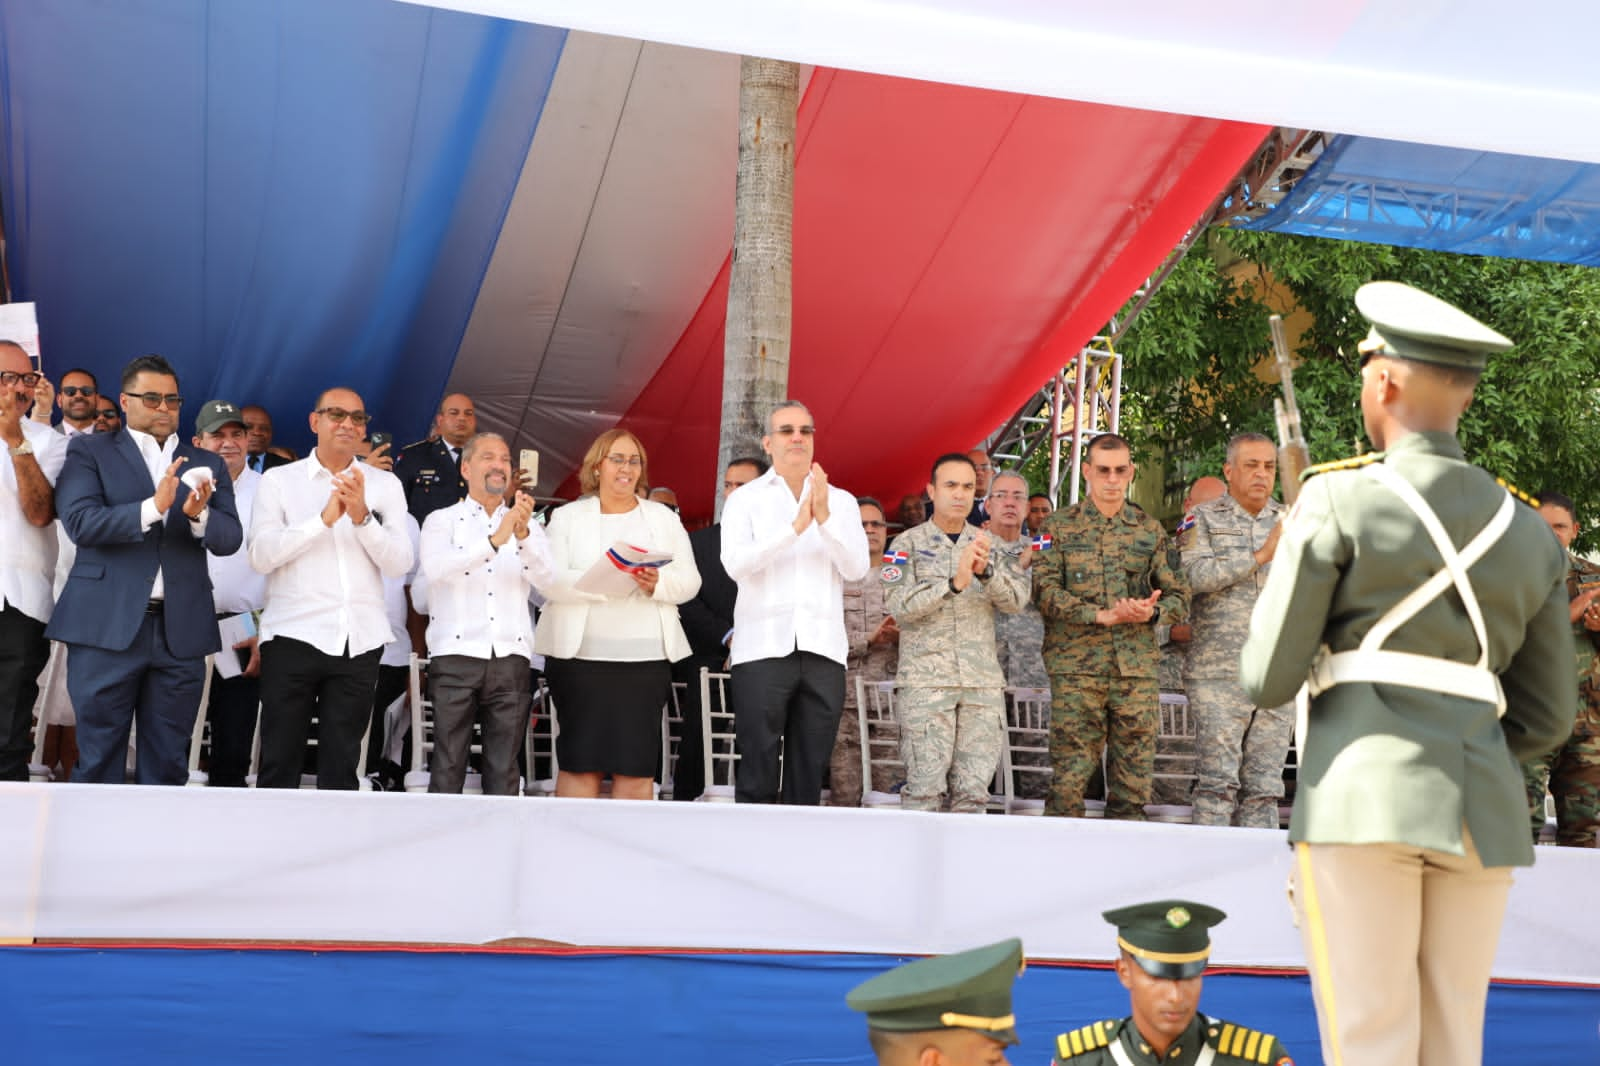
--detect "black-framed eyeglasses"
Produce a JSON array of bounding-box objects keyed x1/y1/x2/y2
[
  {"x1": 124, "y1": 391, "x2": 183, "y2": 410},
  {"x1": 61, "y1": 385, "x2": 97, "y2": 397},
  {"x1": 317, "y1": 407, "x2": 371, "y2": 426},
  {"x1": 0, "y1": 370, "x2": 43, "y2": 388}
]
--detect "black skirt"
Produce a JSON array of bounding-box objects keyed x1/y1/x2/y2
[{"x1": 544, "y1": 657, "x2": 671, "y2": 777}]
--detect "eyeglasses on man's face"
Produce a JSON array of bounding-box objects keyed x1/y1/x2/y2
[
  {"x1": 771, "y1": 424, "x2": 815, "y2": 437},
  {"x1": 988, "y1": 491, "x2": 1027, "y2": 502},
  {"x1": 96, "y1": 409, "x2": 118, "y2": 420},
  {"x1": 61, "y1": 385, "x2": 97, "y2": 397},
  {"x1": 861, "y1": 519, "x2": 888, "y2": 529},
  {"x1": 0, "y1": 370, "x2": 43, "y2": 388},
  {"x1": 317, "y1": 407, "x2": 371, "y2": 426},
  {"x1": 124, "y1": 391, "x2": 184, "y2": 410},
  {"x1": 605, "y1": 454, "x2": 643, "y2": 469}
]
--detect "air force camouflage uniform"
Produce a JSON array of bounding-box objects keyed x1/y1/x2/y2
[
  {"x1": 991, "y1": 535, "x2": 1049, "y2": 689},
  {"x1": 882, "y1": 521, "x2": 1027, "y2": 812},
  {"x1": 828, "y1": 571, "x2": 901, "y2": 806},
  {"x1": 1033, "y1": 503, "x2": 1188, "y2": 818},
  {"x1": 1181, "y1": 493, "x2": 1291, "y2": 828},
  {"x1": 1522, "y1": 551, "x2": 1600, "y2": 845}
]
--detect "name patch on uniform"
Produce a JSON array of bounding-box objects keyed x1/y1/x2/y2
[{"x1": 880, "y1": 565, "x2": 903, "y2": 584}]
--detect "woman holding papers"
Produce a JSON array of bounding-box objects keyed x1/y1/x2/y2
[{"x1": 535, "y1": 428, "x2": 700, "y2": 799}]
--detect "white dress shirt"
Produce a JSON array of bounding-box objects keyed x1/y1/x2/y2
[
  {"x1": 380, "y1": 513, "x2": 422, "y2": 669},
  {"x1": 420, "y1": 496, "x2": 556, "y2": 663},
  {"x1": 248, "y1": 452, "x2": 414, "y2": 657},
  {"x1": 126, "y1": 425, "x2": 209, "y2": 601},
  {"x1": 207, "y1": 466, "x2": 266, "y2": 616},
  {"x1": 0, "y1": 418, "x2": 68, "y2": 623},
  {"x1": 719, "y1": 466, "x2": 870, "y2": 666}
]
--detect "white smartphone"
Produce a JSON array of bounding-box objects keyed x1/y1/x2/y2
[{"x1": 519, "y1": 449, "x2": 539, "y2": 487}]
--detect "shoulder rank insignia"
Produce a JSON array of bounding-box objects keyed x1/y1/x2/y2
[
  {"x1": 1299, "y1": 451, "x2": 1382, "y2": 482},
  {"x1": 1207, "y1": 1020, "x2": 1287, "y2": 1064},
  {"x1": 1493, "y1": 476, "x2": 1539, "y2": 508},
  {"x1": 1054, "y1": 1020, "x2": 1114, "y2": 1060}
]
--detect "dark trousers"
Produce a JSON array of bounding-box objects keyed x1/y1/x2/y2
[
  {"x1": 367, "y1": 663, "x2": 409, "y2": 776},
  {"x1": 257, "y1": 636, "x2": 380, "y2": 790},
  {"x1": 0, "y1": 604, "x2": 50, "y2": 781},
  {"x1": 730, "y1": 650, "x2": 844, "y2": 805},
  {"x1": 205, "y1": 667, "x2": 260, "y2": 787},
  {"x1": 67, "y1": 612, "x2": 205, "y2": 786},
  {"x1": 669, "y1": 652, "x2": 726, "y2": 802},
  {"x1": 428, "y1": 653, "x2": 530, "y2": 795}
]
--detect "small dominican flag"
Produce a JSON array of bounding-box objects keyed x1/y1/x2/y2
[
  {"x1": 882, "y1": 549, "x2": 908, "y2": 565},
  {"x1": 1175, "y1": 513, "x2": 1198, "y2": 537},
  {"x1": 1030, "y1": 533, "x2": 1052, "y2": 551}
]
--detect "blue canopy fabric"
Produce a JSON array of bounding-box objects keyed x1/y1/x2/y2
[
  {"x1": 1241, "y1": 135, "x2": 1600, "y2": 266},
  {"x1": 0, "y1": 0, "x2": 564, "y2": 451}
]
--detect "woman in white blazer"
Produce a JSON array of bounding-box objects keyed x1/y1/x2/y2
[{"x1": 534, "y1": 428, "x2": 700, "y2": 799}]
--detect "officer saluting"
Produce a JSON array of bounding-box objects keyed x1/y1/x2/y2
[
  {"x1": 847, "y1": 937, "x2": 1025, "y2": 1065},
  {"x1": 1239, "y1": 282, "x2": 1574, "y2": 1066},
  {"x1": 1052, "y1": 901, "x2": 1292, "y2": 1066}
]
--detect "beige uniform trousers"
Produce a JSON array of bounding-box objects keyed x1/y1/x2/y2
[{"x1": 1289, "y1": 828, "x2": 1511, "y2": 1066}]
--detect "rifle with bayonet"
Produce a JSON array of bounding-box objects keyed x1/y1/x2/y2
[{"x1": 1270, "y1": 314, "x2": 1311, "y2": 505}]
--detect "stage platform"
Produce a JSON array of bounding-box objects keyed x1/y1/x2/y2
[{"x1": 2, "y1": 784, "x2": 1598, "y2": 1063}]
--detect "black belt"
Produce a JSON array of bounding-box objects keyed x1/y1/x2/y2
[{"x1": 146, "y1": 599, "x2": 164, "y2": 615}]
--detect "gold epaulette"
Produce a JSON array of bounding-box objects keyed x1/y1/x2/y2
[
  {"x1": 1054, "y1": 1020, "x2": 1114, "y2": 1060},
  {"x1": 1206, "y1": 1020, "x2": 1281, "y2": 1064},
  {"x1": 1298, "y1": 452, "x2": 1382, "y2": 482},
  {"x1": 400, "y1": 438, "x2": 434, "y2": 453},
  {"x1": 1494, "y1": 477, "x2": 1539, "y2": 508}
]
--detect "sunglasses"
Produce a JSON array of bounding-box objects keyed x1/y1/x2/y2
[
  {"x1": 317, "y1": 407, "x2": 371, "y2": 426},
  {"x1": 61, "y1": 385, "x2": 97, "y2": 397},
  {"x1": 96, "y1": 409, "x2": 118, "y2": 419},
  {"x1": 124, "y1": 391, "x2": 184, "y2": 410}
]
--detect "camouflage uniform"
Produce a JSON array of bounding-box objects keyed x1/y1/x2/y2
[
  {"x1": 1033, "y1": 502, "x2": 1188, "y2": 819},
  {"x1": 1522, "y1": 552, "x2": 1600, "y2": 845},
  {"x1": 883, "y1": 521, "x2": 1028, "y2": 812},
  {"x1": 828, "y1": 571, "x2": 901, "y2": 806},
  {"x1": 991, "y1": 534, "x2": 1050, "y2": 799},
  {"x1": 1181, "y1": 493, "x2": 1292, "y2": 828}
]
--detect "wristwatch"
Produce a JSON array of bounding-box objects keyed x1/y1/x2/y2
[
  {"x1": 947, "y1": 577, "x2": 960, "y2": 596},
  {"x1": 8, "y1": 439, "x2": 33, "y2": 458}
]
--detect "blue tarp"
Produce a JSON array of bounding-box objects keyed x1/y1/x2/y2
[
  {"x1": 1241, "y1": 135, "x2": 1600, "y2": 267},
  {"x1": 5, "y1": 946, "x2": 1598, "y2": 1064},
  {"x1": 0, "y1": 0, "x2": 564, "y2": 451}
]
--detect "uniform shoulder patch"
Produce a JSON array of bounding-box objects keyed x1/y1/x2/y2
[
  {"x1": 1053, "y1": 1020, "x2": 1114, "y2": 1060},
  {"x1": 1493, "y1": 476, "x2": 1539, "y2": 508},
  {"x1": 1299, "y1": 451, "x2": 1382, "y2": 482},
  {"x1": 1206, "y1": 1019, "x2": 1286, "y2": 1064}
]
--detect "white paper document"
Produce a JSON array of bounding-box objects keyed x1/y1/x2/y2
[
  {"x1": 573, "y1": 541, "x2": 673, "y2": 598},
  {"x1": 0, "y1": 302, "x2": 40, "y2": 364},
  {"x1": 214, "y1": 612, "x2": 258, "y2": 679}
]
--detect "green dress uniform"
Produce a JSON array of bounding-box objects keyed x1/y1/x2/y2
[
  {"x1": 847, "y1": 937, "x2": 1026, "y2": 1060},
  {"x1": 1237, "y1": 281, "x2": 1575, "y2": 1066},
  {"x1": 1052, "y1": 901, "x2": 1293, "y2": 1066}
]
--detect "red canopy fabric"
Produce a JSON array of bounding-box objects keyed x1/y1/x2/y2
[{"x1": 614, "y1": 68, "x2": 1269, "y2": 517}]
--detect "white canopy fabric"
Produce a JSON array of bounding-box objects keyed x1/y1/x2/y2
[{"x1": 399, "y1": 0, "x2": 1600, "y2": 166}]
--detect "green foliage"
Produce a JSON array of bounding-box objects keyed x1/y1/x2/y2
[{"x1": 1114, "y1": 229, "x2": 1600, "y2": 549}]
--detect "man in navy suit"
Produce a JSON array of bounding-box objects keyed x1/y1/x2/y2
[{"x1": 47, "y1": 355, "x2": 242, "y2": 784}]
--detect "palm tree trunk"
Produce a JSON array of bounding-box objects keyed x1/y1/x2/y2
[{"x1": 717, "y1": 57, "x2": 798, "y2": 517}]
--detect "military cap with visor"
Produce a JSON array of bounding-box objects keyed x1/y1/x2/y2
[
  {"x1": 847, "y1": 937, "x2": 1025, "y2": 1046},
  {"x1": 1354, "y1": 280, "x2": 1513, "y2": 370},
  {"x1": 1105, "y1": 900, "x2": 1226, "y2": 980}
]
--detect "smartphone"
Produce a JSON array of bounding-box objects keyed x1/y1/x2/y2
[
  {"x1": 519, "y1": 449, "x2": 539, "y2": 486},
  {"x1": 369, "y1": 431, "x2": 393, "y2": 452}
]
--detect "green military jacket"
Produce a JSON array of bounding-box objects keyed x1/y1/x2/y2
[
  {"x1": 1032, "y1": 501, "x2": 1188, "y2": 678},
  {"x1": 1239, "y1": 431, "x2": 1575, "y2": 867},
  {"x1": 881, "y1": 520, "x2": 1028, "y2": 688},
  {"x1": 1052, "y1": 1014, "x2": 1293, "y2": 1066}
]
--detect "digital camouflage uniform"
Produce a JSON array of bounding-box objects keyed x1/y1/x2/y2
[
  {"x1": 1522, "y1": 551, "x2": 1600, "y2": 845},
  {"x1": 1181, "y1": 493, "x2": 1292, "y2": 828},
  {"x1": 992, "y1": 534, "x2": 1051, "y2": 799},
  {"x1": 882, "y1": 521, "x2": 1028, "y2": 812},
  {"x1": 828, "y1": 571, "x2": 900, "y2": 806},
  {"x1": 1033, "y1": 502, "x2": 1188, "y2": 818},
  {"x1": 1052, "y1": 1015, "x2": 1293, "y2": 1066}
]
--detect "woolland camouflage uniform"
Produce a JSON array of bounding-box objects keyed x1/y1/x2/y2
[
  {"x1": 883, "y1": 520, "x2": 1028, "y2": 812},
  {"x1": 1181, "y1": 493, "x2": 1293, "y2": 828},
  {"x1": 1033, "y1": 501, "x2": 1188, "y2": 818},
  {"x1": 1522, "y1": 551, "x2": 1600, "y2": 845},
  {"x1": 828, "y1": 571, "x2": 901, "y2": 806}
]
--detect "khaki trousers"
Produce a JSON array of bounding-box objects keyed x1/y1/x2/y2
[{"x1": 1289, "y1": 831, "x2": 1511, "y2": 1066}]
